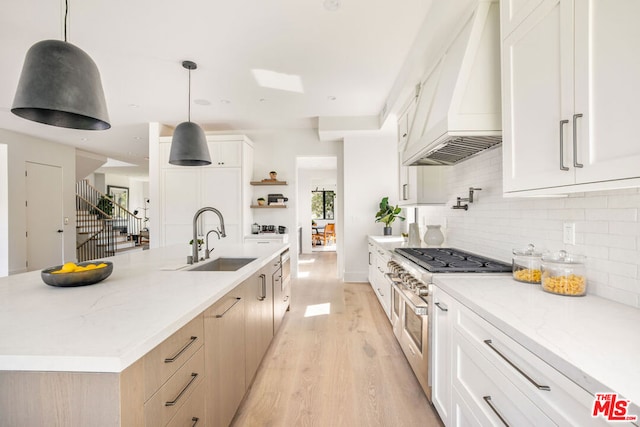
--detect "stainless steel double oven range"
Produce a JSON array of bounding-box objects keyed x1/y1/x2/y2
[{"x1": 386, "y1": 247, "x2": 511, "y2": 401}]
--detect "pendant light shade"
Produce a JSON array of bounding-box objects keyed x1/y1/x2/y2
[
  {"x1": 169, "y1": 60, "x2": 211, "y2": 166},
  {"x1": 169, "y1": 121, "x2": 211, "y2": 166},
  {"x1": 11, "y1": 39, "x2": 111, "y2": 130}
]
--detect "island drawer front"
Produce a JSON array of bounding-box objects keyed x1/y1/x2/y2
[
  {"x1": 145, "y1": 346, "x2": 205, "y2": 427},
  {"x1": 144, "y1": 314, "x2": 204, "y2": 401},
  {"x1": 455, "y1": 303, "x2": 606, "y2": 426},
  {"x1": 165, "y1": 380, "x2": 205, "y2": 427}
]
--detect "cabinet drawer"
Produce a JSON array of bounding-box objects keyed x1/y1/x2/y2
[
  {"x1": 145, "y1": 346, "x2": 205, "y2": 427},
  {"x1": 455, "y1": 304, "x2": 606, "y2": 426},
  {"x1": 144, "y1": 315, "x2": 204, "y2": 401},
  {"x1": 165, "y1": 381, "x2": 205, "y2": 427},
  {"x1": 453, "y1": 330, "x2": 554, "y2": 426}
]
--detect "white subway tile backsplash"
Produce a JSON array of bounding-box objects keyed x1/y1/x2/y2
[
  {"x1": 415, "y1": 146, "x2": 640, "y2": 308},
  {"x1": 585, "y1": 208, "x2": 638, "y2": 222}
]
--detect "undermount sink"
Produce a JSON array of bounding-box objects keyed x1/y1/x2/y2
[{"x1": 187, "y1": 257, "x2": 256, "y2": 272}]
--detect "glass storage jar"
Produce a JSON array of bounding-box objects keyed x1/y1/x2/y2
[
  {"x1": 512, "y1": 243, "x2": 543, "y2": 284},
  {"x1": 541, "y1": 250, "x2": 587, "y2": 296}
]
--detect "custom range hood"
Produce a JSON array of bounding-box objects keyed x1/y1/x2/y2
[{"x1": 402, "y1": 1, "x2": 501, "y2": 166}]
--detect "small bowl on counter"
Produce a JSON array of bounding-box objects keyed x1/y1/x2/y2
[
  {"x1": 541, "y1": 250, "x2": 586, "y2": 296},
  {"x1": 41, "y1": 261, "x2": 113, "y2": 287},
  {"x1": 512, "y1": 243, "x2": 543, "y2": 284}
]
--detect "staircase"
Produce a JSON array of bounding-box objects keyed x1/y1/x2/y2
[{"x1": 76, "y1": 180, "x2": 145, "y2": 262}]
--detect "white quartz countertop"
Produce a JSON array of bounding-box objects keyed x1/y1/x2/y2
[
  {"x1": 368, "y1": 235, "x2": 407, "y2": 252},
  {"x1": 0, "y1": 242, "x2": 288, "y2": 373},
  {"x1": 434, "y1": 275, "x2": 640, "y2": 408}
]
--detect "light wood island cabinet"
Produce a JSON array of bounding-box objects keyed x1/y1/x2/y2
[
  {"x1": 204, "y1": 287, "x2": 246, "y2": 427},
  {"x1": 0, "y1": 249, "x2": 290, "y2": 427}
]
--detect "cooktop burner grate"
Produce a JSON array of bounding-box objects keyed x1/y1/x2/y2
[{"x1": 394, "y1": 247, "x2": 511, "y2": 273}]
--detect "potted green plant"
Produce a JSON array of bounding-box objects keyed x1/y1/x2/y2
[{"x1": 375, "y1": 196, "x2": 404, "y2": 235}]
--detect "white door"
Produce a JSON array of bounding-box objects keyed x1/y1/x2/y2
[
  {"x1": 26, "y1": 162, "x2": 63, "y2": 270},
  {"x1": 573, "y1": 0, "x2": 640, "y2": 184},
  {"x1": 502, "y1": 0, "x2": 575, "y2": 192}
]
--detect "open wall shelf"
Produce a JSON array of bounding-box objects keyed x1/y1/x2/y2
[{"x1": 250, "y1": 181, "x2": 287, "y2": 186}]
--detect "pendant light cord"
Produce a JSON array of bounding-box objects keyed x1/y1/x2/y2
[
  {"x1": 64, "y1": 0, "x2": 69, "y2": 42},
  {"x1": 188, "y1": 67, "x2": 191, "y2": 122}
]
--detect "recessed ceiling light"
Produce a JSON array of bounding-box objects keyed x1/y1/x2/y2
[
  {"x1": 220, "y1": 99, "x2": 231, "y2": 104},
  {"x1": 193, "y1": 99, "x2": 211, "y2": 106},
  {"x1": 128, "y1": 104, "x2": 139, "y2": 108},
  {"x1": 323, "y1": 0, "x2": 341, "y2": 11},
  {"x1": 328, "y1": 96, "x2": 337, "y2": 101},
  {"x1": 80, "y1": 137, "x2": 88, "y2": 141},
  {"x1": 134, "y1": 136, "x2": 142, "y2": 140}
]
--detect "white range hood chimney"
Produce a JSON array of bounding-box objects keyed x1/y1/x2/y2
[{"x1": 403, "y1": 0, "x2": 501, "y2": 166}]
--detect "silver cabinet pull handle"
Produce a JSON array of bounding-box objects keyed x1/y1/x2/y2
[
  {"x1": 216, "y1": 297, "x2": 242, "y2": 318},
  {"x1": 377, "y1": 288, "x2": 384, "y2": 297},
  {"x1": 258, "y1": 274, "x2": 266, "y2": 301},
  {"x1": 402, "y1": 183, "x2": 409, "y2": 200},
  {"x1": 573, "y1": 113, "x2": 584, "y2": 168},
  {"x1": 484, "y1": 340, "x2": 550, "y2": 391},
  {"x1": 164, "y1": 336, "x2": 198, "y2": 363},
  {"x1": 559, "y1": 119, "x2": 569, "y2": 171},
  {"x1": 165, "y1": 373, "x2": 198, "y2": 406},
  {"x1": 483, "y1": 396, "x2": 510, "y2": 427},
  {"x1": 191, "y1": 417, "x2": 200, "y2": 427},
  {"x1": 435, "y1": 302, "x2": 448, "y2": 312}
]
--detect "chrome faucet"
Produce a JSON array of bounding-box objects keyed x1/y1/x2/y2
[
  {"x1": 205, "y1": 229, "x2": 221, "y2": 259},
  {"x1": 191, "y1": 207, "x2": 227, "y2": 264}
]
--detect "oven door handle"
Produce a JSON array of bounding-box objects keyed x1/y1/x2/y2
[{"x1": 385, "y1": 274, "x2": 428, "y2": 316}]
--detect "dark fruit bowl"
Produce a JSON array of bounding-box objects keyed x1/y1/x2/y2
[{"x1": 41, "y1": 261, "x2": 114, "y2": 287}]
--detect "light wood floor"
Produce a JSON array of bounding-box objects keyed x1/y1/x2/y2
[{"x1": 232, "y1": 252, "x2": 443, "y2": 427}]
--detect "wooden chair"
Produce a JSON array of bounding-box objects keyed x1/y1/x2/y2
[{"x1": 319, "y1": 223, "x2": 336, "y2": 245}]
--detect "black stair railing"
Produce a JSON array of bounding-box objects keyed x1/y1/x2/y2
[{"x1": 76, "y1": 180, "x2": 144, "y2": 262}]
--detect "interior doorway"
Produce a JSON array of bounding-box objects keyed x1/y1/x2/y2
[
  {"x1": 26, "y1": 162, "x2": 64, "y2": 270},
  {"x1": 296, "y1": 157, "x2": 338, "y2": 256}
]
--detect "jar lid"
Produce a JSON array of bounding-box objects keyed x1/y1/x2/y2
[
  {"x1": 513, "y1": 243, "x2": 543, "y2": 257},
  {"x1": 542, "y1": 249, "x2": 586, "y2": 264}
]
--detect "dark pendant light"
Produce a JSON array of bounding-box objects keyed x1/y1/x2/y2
[
  {"x1": 11, "y1": 0, "x2": 110, "y2": 130},
  {"x1": 169, "y1": 60, "x2": 211, "y2": 166}
]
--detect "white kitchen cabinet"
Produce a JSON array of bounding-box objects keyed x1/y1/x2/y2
[
  {"x1": 502, "y1": 0, "x2": 640, "y2": 194},
  {"x1": 157, "y1": 135, "x2": 253, "y2": 248},
  {"x1": 431, "y1": 286, "x2": 455, "y2": 426},
  {"x1": 367, "y1": 239, "x2": 392, "y2": 320},
  {"x1": 452, "y1": 328, "x2": 555, "y2": 426},
  {"x1": 160, "y1": 138, "x2": 242, "y2": 169},
  {"x1": 398, "y1": 165, "x2": 449, "y2": 206}
]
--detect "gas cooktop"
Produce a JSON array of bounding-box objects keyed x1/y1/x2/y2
[{"x1": 394, "y1": 247, "x2": 511, "y2": 273}]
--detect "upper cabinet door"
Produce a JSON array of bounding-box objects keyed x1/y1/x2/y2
[
  {"x1": 573, "y1": 0, "x2": 640, "y2": 184},
  {"x1": 209, "y1": 140, "x2": 242, "y2": 168},
  {"x1": 502, "y1": 0, "x2": 575, "y2": 192}
]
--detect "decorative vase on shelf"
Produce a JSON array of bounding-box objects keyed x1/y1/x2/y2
[
  {"x1": 383, "y1": 226, "x2": 392, "y2": 236},
  {"x1": 424, "y1": 225, "x2": 444, "y2": 247}
]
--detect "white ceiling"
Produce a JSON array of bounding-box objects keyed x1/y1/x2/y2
[{"x1": 0, "y1": 0, "x2": 432, "y2": 176}]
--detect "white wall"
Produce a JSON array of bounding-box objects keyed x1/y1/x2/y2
[
  {"x1": 342, "y1": 132, "x2": 398, "y2": 282},
  {"x1": 0, "y1": 145, "x2": 7, "y2": 276},
  {"x1": 413, "y1": 146, "x2": 640, "y2": 308},
  {"x1": 0, "y1": 129, "x2": 76, "y2": 274}
]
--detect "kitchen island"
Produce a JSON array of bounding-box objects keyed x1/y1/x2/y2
[{"x1": 0, "y1": 242, "x2": 289, "y2": 426}]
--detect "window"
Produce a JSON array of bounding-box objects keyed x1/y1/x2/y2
[{"x1": 311, "y1": 190, "x2": 335, "y2": 220}]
